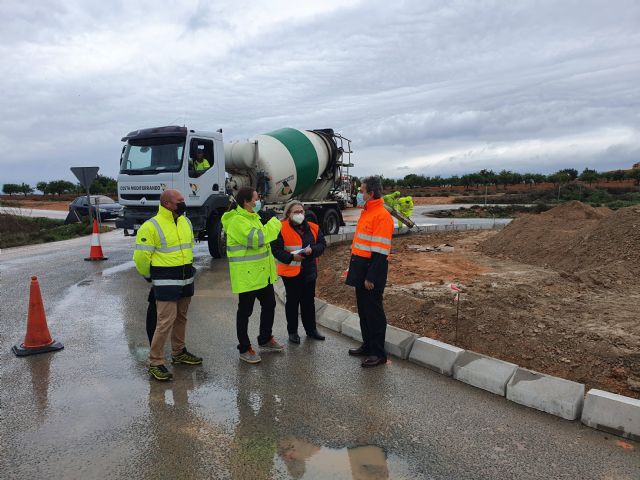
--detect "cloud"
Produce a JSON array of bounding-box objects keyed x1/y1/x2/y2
[{"x1": 0, "y1": 0, "x2": 639, "y2": 187}]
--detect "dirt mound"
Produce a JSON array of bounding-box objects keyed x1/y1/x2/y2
[
  {"x1": 480, "y1": 201, "x2": 640, "y2": 288},
  {"x1": 541, "y1": 200, "x2": 611, "y2": 221},
  {"x1": 480, "y1": 201, "x2": 607, "y2": 266},
  {"x1": 555, "y1": 206, "x2": 640, "y2": 287}
]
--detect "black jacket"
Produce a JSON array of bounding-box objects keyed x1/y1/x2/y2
[
  {"x1": 345, "y1": 253, "x2": 388, "y2": 292},
  {"x1": 272, "y1": 220, "x2": 326, "y2": 282}
]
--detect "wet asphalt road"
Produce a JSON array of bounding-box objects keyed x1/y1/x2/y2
[{"x1": 1, "y1": 231, "x2": 638, "y2": 479}]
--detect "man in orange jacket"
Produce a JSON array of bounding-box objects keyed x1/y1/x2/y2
[{"x1": 345, "y1": 176, "x2": 395, "y2": 367}]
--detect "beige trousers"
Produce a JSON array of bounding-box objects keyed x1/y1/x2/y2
[{"x1": 149, "y1": 297, "x2": 191, "y2": 366}]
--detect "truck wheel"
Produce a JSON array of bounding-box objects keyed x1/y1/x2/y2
[
  {"x1": 320, "y1": 208, "x2": 340, "y2": 235},
  {"x1": 207, "y1": 217, "x2": 226, "y2": 258}
]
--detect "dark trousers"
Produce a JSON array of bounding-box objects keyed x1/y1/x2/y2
[
  {"x1": 237, "y1": 283, "x2": 276, "y2": 353},
  {"x1": 355, "y1": 286, "x2": 387, "y2": 359},
  {"x1": 282, "y1": 276, "x2": 317, "y2": 335},
  {"x1": 146, "y1": 287, "x2": 157, "y2": 344}
]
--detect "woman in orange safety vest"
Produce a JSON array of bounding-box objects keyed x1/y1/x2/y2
[{"x1": 272, "y1": 200, "x2": 327, "y2": 344}]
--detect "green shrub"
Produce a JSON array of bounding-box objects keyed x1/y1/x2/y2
[{"x1": 0, "y1": 214, "x2": 107, "y2": 248}]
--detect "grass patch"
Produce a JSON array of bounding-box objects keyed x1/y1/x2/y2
[
  {"x1": 451, "y1": 185, "x2": 640, "y2": 208},
  {"x1": 0, "y1": 213, "x2": 110, "y2": 249}
]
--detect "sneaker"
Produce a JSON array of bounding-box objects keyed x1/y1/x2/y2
[
  {"x1": 149, "y1": 365, "x2": 173, "y2": 381},
  {"x1": 239, "y1": 347, "x2": 261, "y2": 364},
  {"x1": 259, "y1": 336, "x2": 285, "y2": 352},
  {"x1": 171, "y1": 348, "x2": 203, "y2": 365}
]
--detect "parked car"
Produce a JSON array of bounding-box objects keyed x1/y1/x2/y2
[{"x1": 69, "y1": 195, "x2": 123, "y2": 221}]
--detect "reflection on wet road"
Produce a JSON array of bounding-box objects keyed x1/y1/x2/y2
[
  {"x1": 279, "y1": 440, "x2": 390, "y2": 479},
  {"x1": 1, "y1": 233, "x2": 638, "y2": 479}
]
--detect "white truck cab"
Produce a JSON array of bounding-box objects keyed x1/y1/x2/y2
[{"x1": 117, "y1": 126, "x2": 229, "y2": 256}]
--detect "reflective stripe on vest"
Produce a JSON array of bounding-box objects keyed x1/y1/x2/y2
[
  {"x1": 351, "y1": 199, "x2": 393, "y2": 259},
  {"x1": 247, "y1": 228, "x2": 265, "y2": 249},
  {"x1": 135, "y1": 244, "x2": 156, "y2": 252},
  {"x1": 149, "y1": 218, "x2": 193, "y2": 254},
  {"x1": 227, "y1": 251, "x2": 270, "y2": 262},
  {"x1": 152, "y1": 277, "x2": 195, "y2": 287},
  {"x1": 276, "y1": 221, "x2": 318, "y2": 277},
  {"x1": 354, "y1": 232, "x2": 391, "y2": 255}
]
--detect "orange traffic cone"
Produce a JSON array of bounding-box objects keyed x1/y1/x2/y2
[
  {"x1": 85, "y1": 218, "x2": 108, "y2": 261},
  {"x1": 12, "y1": 276, "x2": 64, "y2": 356}
]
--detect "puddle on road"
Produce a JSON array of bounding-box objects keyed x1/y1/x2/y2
[{"x1": 278, "y1": 438, "x2": 390, "y2": 479}]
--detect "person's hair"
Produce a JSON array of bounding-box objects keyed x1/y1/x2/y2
[
  {"x1": 361, "y1": 176, "x2": 382, "y2": 199},
  {"x1": 283, "y1": 200, "x2": 303, "y2": 218},
  {"x1": 235, "y1": 187, "x2": 256, "y2": 209}
]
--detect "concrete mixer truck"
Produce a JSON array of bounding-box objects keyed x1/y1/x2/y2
[{"x1": 115, "y1": 125, "x2": 353, "y2": 257}]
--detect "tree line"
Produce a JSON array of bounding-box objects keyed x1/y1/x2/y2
[
  {"x1": 2, "y1": 175, "x2": 117, "y2": 196},
  {"x1": 379, "y1": 167, "x2": 640, "y2": 189}
]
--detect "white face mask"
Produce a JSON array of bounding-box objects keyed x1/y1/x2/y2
[{"x1": 291, "y1": 213, "x2": 305, "y2": 225}]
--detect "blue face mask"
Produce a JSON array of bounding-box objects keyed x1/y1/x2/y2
[
  {"x1": 356, "y1": 193, "x2": 365, "y2": 206},
  {"x1": 253, "y1": 200, "x2": 262, "y2": 213}
]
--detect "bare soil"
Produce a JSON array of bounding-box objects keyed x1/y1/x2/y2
[
  {"x1": 0, "y1": 198, "x2": 70, "y2": 211},
  {"x1": 316, "y1": 201, "x2": 640, "y2": 398}
]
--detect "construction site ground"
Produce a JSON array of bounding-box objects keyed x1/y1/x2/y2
[
  {"x1": 317, "y1": 201, "x2": 640, "y2": 399},
  {"x1": 6, "y1": 197, "x2": 640, "y2": 398}
]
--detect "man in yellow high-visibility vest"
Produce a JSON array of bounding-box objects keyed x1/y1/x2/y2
[{"x1": 133, "y1": 189, "x2": 202, "y2": 381}]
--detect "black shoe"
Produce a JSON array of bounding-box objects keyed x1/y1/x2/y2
[
  {"x1": 361, "y1": 356, "x2": 387, "y2": 368},
  {"x1": 348, "y1": 346, "x2": 368, "y2": 356},
  {"x1": 288, "y1": 333, "x2": 301, "y2": 344},
  {"x1": 307, "y1": 330, "x2": 325, "y2": 341}
]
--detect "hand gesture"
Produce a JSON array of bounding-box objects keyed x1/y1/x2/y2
[
  {"x1": 364, "y1": 279, "x2": 375, "y2": 290},
  {"x1": 304, "y1": 246, "x2": 312, "y2": 256},
  {"x1": 292, "y1": 254, "x2": 304, "y2": 262}
]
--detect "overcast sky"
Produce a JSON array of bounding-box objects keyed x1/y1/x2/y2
[{"x1": 1, "y1": 0, "x2": 639, "y2": 187}]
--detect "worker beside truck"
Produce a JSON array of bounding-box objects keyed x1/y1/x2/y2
[
  {"x1": 133, "y1": 189, "x2": 203, "y2": 381},
  {"x1": 221, "y1": 186, "x2": 285, "y2": 364}
]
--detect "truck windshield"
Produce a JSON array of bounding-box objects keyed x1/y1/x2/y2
[{"x1": 120, "y1": 137, "x2": 185, "y2": 174}]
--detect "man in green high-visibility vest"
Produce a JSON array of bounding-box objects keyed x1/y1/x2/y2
[{"x1": 193, "y1": 150, "x2": 211, "y2": 172}]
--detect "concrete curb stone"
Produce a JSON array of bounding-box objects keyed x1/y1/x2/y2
[
  {"x1": 453, "y1": 351, "x2": 518, "y2": 396},
  {"x1": 385, "y1": 325, "x2": 418, "y2": 359},
  {"x1": 315, "y1": 298, "x2": 327, "y2": 316},
  {"x1": 409, "y1": 337, "x2": 464, "y2": 375},
  {"x1": 316, "y1": 304, "x2": 351, "y2": 332},
  {"x1": 341, "y1": 314, "x2": 363, "y2": 342},
  {"x1": 581, "y1": 389, "x2": 640, "y2": 441},
  {"x1": 506, "y1": 368, "x2": 585, "y2": 420}
]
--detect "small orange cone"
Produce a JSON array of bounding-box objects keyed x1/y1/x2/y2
[
  {"x1": 85, "y1": 218, "x2": 108, "y2": 261},
  {"x1": 12, "y1": 276, "x2": 64, "y2": 356}
]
